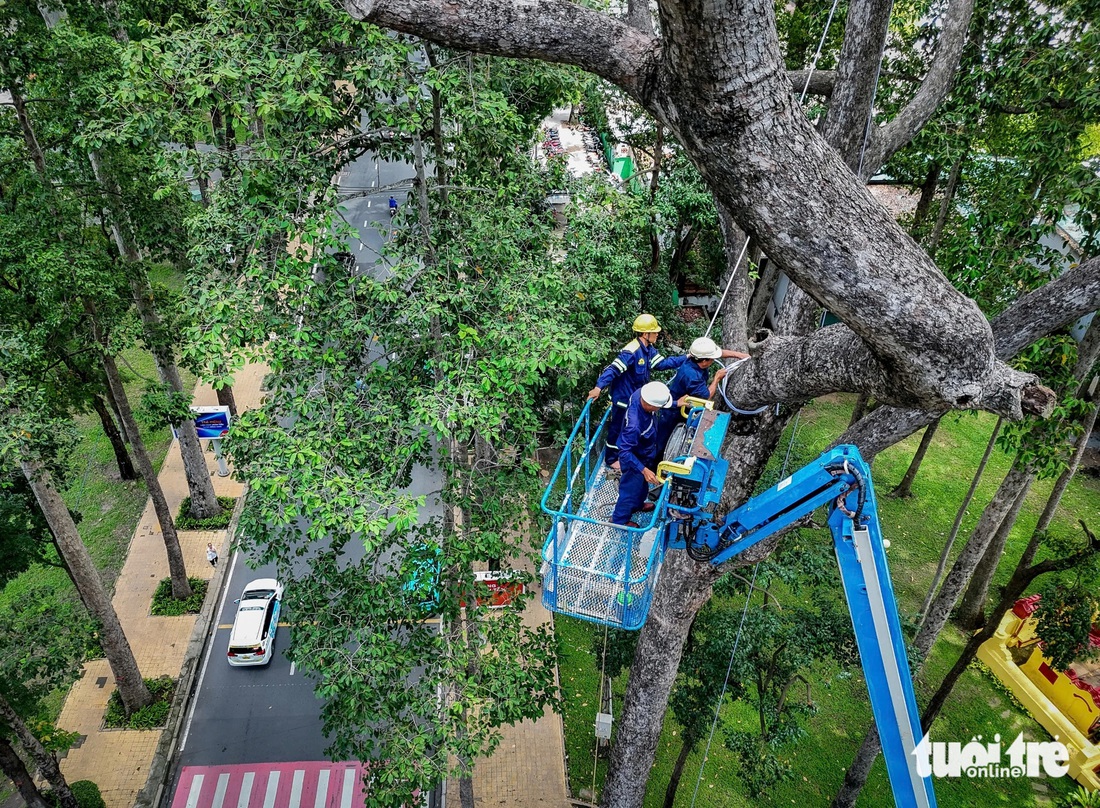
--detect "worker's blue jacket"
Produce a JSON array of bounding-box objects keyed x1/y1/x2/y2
[
  {"x1": 667, "y1": 358, "x2": 713, "y2": 403},
  {"x1": 618, "y1": 390, "x2": 662, "y2": 475},
  {"x1": 595, "y1": 340, "x2": 686, "y2": 404}
]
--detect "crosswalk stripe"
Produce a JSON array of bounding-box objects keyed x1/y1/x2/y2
[
  {"x1": 212, "y1": 773, "x2": 229, "y2": 808},
  {"x1": 340, "y1": 768, "x2": 354, "y2": 808},
  {"x1": 262, "y1": 771, "x2": 280, "y2": 808},
  {"x1": 314, "y1": 770, "x2": 330, "y2": 808},
  {"x1": 236, "y1": 772, "x2": 254, "y2": 808},
  {"x1": 289, "y1": 769, "x2": 304, "y2": 807},
  {"x1": 185, "y1": 774, "x2": 204, "y2": 808}
]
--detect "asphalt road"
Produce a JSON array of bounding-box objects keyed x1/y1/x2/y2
[{"x1": 164, "y1": 150, "x2": 441, "y2": 804}]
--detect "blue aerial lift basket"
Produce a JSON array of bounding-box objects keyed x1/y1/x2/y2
[
  {"x1": 539, "y1": 400, "x2": 670, "y2": 629},
  {"x1": 539, "y1": 400, "x2": 729, "y2": 630}
]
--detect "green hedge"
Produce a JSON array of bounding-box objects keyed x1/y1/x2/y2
[
  {"x1": 151, "y1": 577, "x2": 208, "y2": 616},
  {"x1": 103, "y1": 676, "x2": 174, "y2": 730},
  {"x1": 44, "y1": 780, "x2": 106, "y2": 808},
  {"x1": 175, "y1": 495, "x2": 236, "y2": 530}
]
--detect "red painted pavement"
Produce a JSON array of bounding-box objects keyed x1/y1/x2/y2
[{"x1": 170, "y1": 761, "x2": 366, "y2": 808}]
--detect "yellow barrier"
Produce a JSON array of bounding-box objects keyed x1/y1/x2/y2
[{"x1": 978, "y1": 609, "x2": 1100, "y2": 790}]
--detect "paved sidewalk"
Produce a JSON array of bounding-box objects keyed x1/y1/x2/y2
[
  {"x1": 50, "y1": 361, "x2": 573, "y2": 808},
  {"x1": 55, "y1": 364, "x2": 265, "y2": 807},
  {"x1": 445, "y1": 583, "x2": 572, "y2": 808}
]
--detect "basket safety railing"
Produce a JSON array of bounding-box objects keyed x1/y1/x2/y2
[{"x1": 540, "y1": 399, "x2": 672, "y2": 629}]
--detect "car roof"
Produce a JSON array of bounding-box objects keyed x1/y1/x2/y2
[{"x1": 242, "y1": 578, "x2": 280, "y2": 594}]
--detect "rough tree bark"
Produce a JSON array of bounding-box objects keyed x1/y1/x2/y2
[
  {"x1": 92, "y1": 394, "x2": 138, "y2": 481},
  {"x1": 841, "y1": 255, "x2": 1100, "y2": 457},
  {"x1": 889, "y1": 417, "x2": 940, "y2": 498},
  {"x1": 0, "y1": 695, "x2": 77, "y2": 808},
  {"x1": 20, "y1": 458, "x2": 153, "y2": 712},
  {"x1": 0, "y1": 736, "x2": 49, "y2": 808}
]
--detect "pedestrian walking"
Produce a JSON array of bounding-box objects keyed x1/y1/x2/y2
[
  {"x1": 206, "y1": 543, "x2": 219, "y2": 568},
  {"x1": 587, "y1": 314, "x2": 686, "y2": 469}
]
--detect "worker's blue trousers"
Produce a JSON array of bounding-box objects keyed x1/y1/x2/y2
[
  {"x1": 611, "y1": 468, "x2": 649, "y2": 525},
  {"x1": 603, "y1": 400, "x2": 629, "y2": 465}
]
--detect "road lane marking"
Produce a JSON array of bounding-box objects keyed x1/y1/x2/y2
[
  {"x1": 341, "y1": 768, "x2": 355, "y2": 808},
  {"x1": 212, "y1": 773, "x2": 229, "y2": 808},
  {"x1": 185, "y1": 774, "x2": 203, "y2": 808},
  {"x1": 236, "y1": 772, "x2": 253, "y2": 808},
  {"x1": 262, "y1": 771, "x2": 279, "y2": 808},
  {"x1": 290, "y1": 661, "x2": 297, "y2": 676},
  {"x1": 314, "y1": 770, "x2": 330, "y2": 808},
  {"x1": 180, "y1": 552, "x2": 241, "y2": 752},
  {"x1": 290, "y1": 769, "x2": 304, "y2": 807}
]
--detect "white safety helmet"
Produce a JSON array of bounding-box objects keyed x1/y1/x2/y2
[
  {"x1": 689, "y1": 337, "x2": 723, "y2": 360},
  {"x1": 640, "y1": 381, "x2": 674, "y2": 409}
]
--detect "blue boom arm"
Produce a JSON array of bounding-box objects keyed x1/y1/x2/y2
[{"x1": 669, "y1": 444, "x2": 935, "y2": 808}]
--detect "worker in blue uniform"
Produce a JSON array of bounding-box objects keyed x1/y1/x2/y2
[
  {"x1": 656, "y1": 336, "x2": 750, "y2": 455},
  {"x1": 587, "y1": 314, "x2": 686, "y2": 469},
  {"x1": 610, "y1": 382, "x2": 675, "y2": 527}
]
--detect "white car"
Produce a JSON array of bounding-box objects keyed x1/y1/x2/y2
[{"x1": 226, "y1": 579, "x2": 283, "y2": 667}]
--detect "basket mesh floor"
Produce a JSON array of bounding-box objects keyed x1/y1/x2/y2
[{"x1": 543, "y1": 464, "x2": 658, "y2": 625}]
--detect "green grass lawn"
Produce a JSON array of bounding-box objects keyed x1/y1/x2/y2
[
  {"x1": 556, "y1": 394, "x2": 1096, "y2": 807},
  {"x1": 0, "y1": 346, "x2": 196, "y2": 707}
]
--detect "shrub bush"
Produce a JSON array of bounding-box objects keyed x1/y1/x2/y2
[
  {"x1": 151, "y1": 577, "x2": 208, "y2": 616},
  {"x1": 70, "y1": 780, "x2": 106, "y2": 808},
  {"x1": 103, "y1": 676, "x2": 175, "y2": 730},
  {"x1": 175, "y1": 495, "x2": 236, "y2": 530},
  {"x1": 43, "y1": 781, "x2": 106, "y2": 808}
]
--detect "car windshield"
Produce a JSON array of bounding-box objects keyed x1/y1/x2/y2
[{"x1": 243, "y1": 588, "x2": 276, "y2": 601}]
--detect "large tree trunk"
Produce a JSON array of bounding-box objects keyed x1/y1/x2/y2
[
  {"x1": 889, "y1": 417, "x2": 940, "y2": 498},
  {"x1": 92, "y1": 394, "x2": 138, "y2": 481},
  {"x1": 100, "y1": 352, "x2": 192, "y2": 599},
  {"x1": 0, "y1": 736, "x2": 49, "y2": 808},
  {"x1": 20, "y1": 458, "x2": 153, "y2": 712},
  {"x1": 87, "y1": 152, "x2": 223, "y2": 522},
  {"x1": 603, "y1": 410, "x2": 792, "y2": 808},
  {"x1": 954, "y1": 469, "x2": 1033, "y2": 629},
  {"x1": 0, "y1": 695, "x2": 77, "y2": 808}
]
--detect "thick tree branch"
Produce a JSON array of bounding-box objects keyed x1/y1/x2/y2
[
  {"x1": 864, "y1": 0, "x2": 975, "y2": 172},
  {"x1": 625, "y1": 0, "x2": 652, "y2": 33},
  {"x1": 787, "y1": 69, "x2": 836, "y2": 98},
  {"x1": 724, "y1": 325, "x2": 1052, "y2": 417},
  {"x1": 346, "y1": 0, "x2": 1063, "y2": 442},
  {"x1": 341, "y1": 0, "x2": 658, "y2": 98},
  {"x1": 841, "y1": 255, "x2": 1100, "y2": 456}
]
